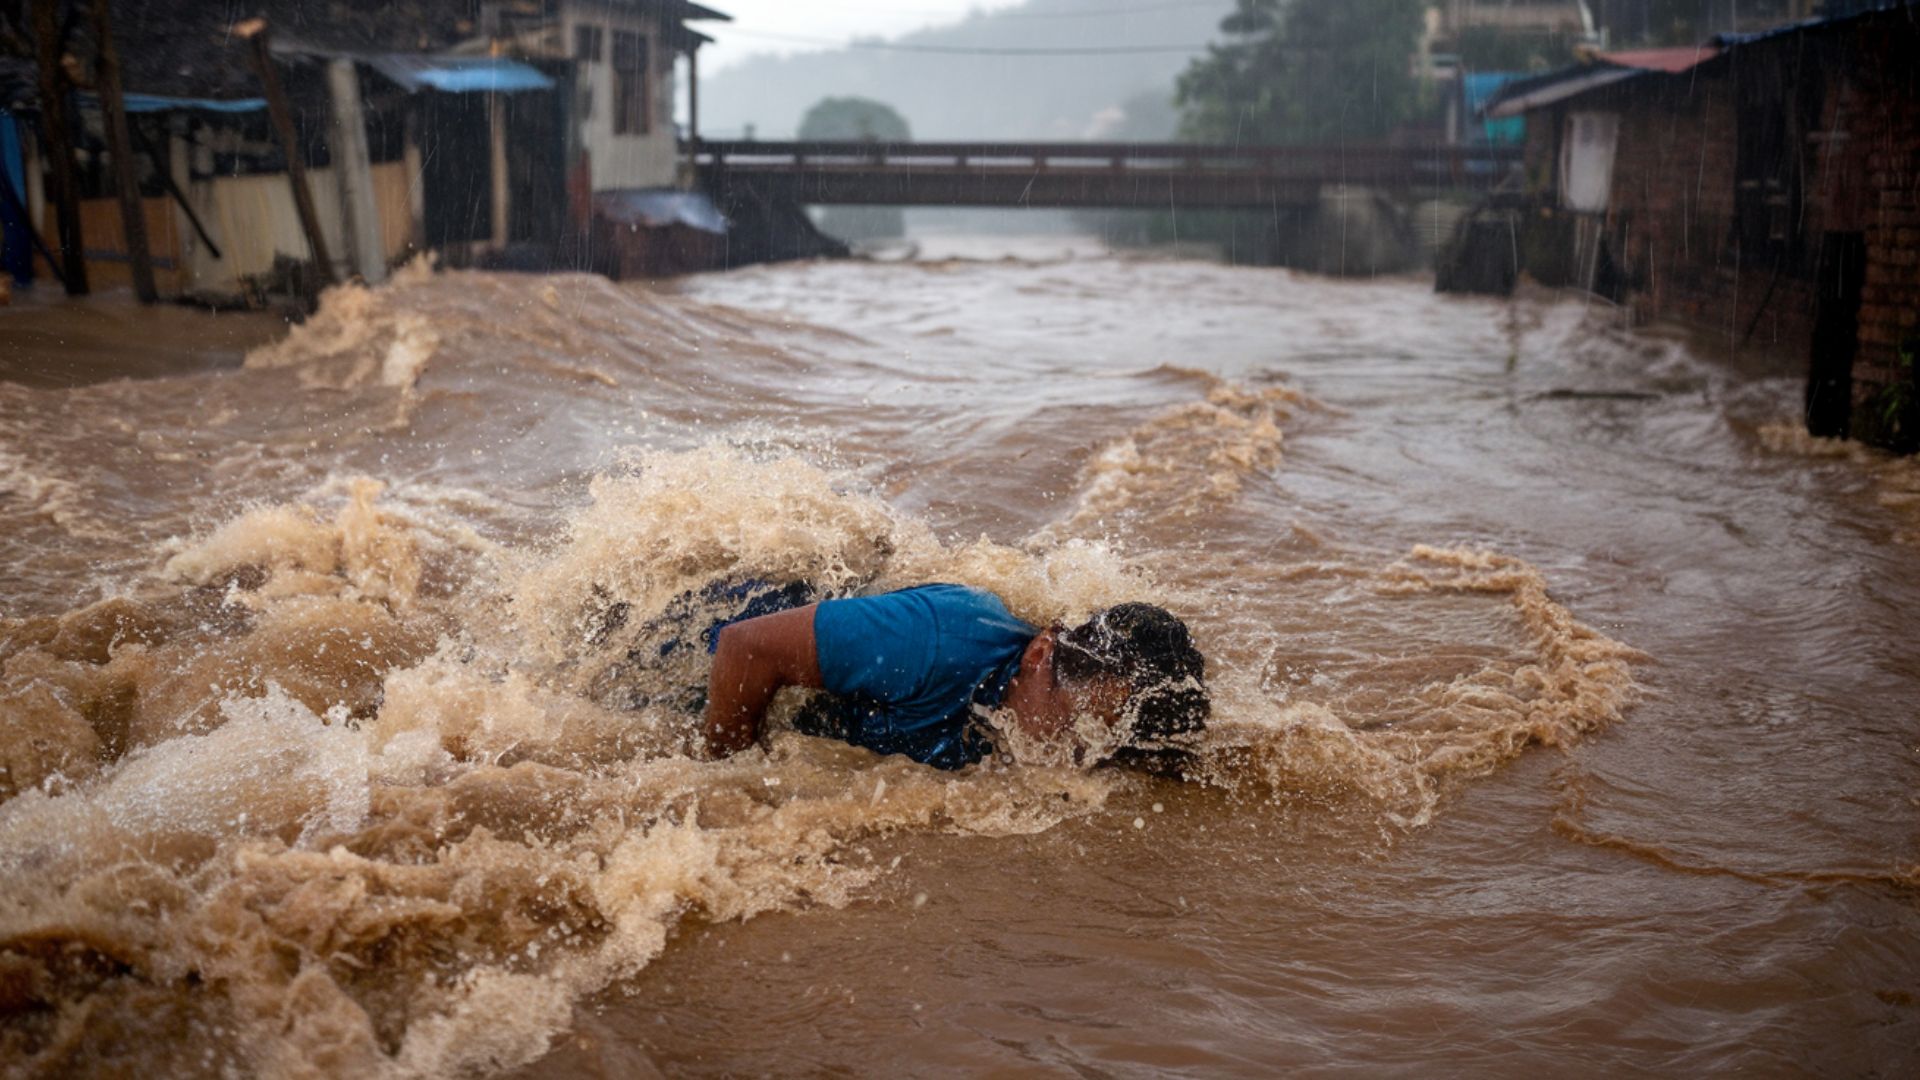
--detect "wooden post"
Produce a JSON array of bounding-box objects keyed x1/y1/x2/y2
[
  {"x1": 32, "y1": 0, "x2": 86, "y2": 294},
  {"x1": 687, "y1": 45, "x2": 699, "y2": 161},
  {"x1": 91, "y1": 0, "x2": 157, "y2": 301},
  {"x1": 21, "y1": 127, "x2": 44, "y2": 240},
  {"x1": 489, "y1": 92, "x2": 509, "y2": 248},
  {"x1": 401, "y1": 105, "x2": 426, "y2": 251},
  {"x1": 236, "y1": 18, "x2": 336, "y2": 287},
  {"x1": 325, "y1": 57, "x2": 385, "y2": 283}
]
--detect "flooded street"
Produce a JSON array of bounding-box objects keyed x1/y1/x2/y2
[{"x1": 1, "y1": 247, "x2": 1916, "y2": 1076}]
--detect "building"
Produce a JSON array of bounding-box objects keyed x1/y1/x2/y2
[
  {"x1": 481, "y1": 0, "x2": 727, "y2": 195},
  {"x1": 1477, "y1": 1, "x2": 1920, "y2": 450},
  {"x1": 476, "y1": 0, "x2": 735, "y2": 276},
  {"x1": 0, "y1": 0, "x2": 729, "y2": 305}
]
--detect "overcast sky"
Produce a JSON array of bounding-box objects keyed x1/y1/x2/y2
[{"x1": 696, "y1": 1, "x2": 1028, "y2": 74}]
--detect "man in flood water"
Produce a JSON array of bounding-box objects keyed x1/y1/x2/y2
[{"x1": 700, "y1": 584, "x2": 1209, "y2": 770}]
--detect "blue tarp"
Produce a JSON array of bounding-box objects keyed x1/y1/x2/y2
[
  {"x1": 1463, "y1": 73, "x2": 1527, "y2": 145},
  {"x1": 593, "y1": 189, "x2": 728, "y2": 235},
  {"x1": 80, "y1": 92, "x2": 265, "y2": 113},
  {"x1": 369, "y1": 56, "x2": 555, "y2": 94},
  {"x1": 0, "y1": 110, "x2": 29, "y2": 284}
]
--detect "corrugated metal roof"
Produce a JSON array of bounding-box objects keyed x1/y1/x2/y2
[
  {"x1": 1595, "y1": 46, "x2": 1721, "y2": 73},
  {"x1": 1483, "y1": 67, "x2": 1640, "y2": 118},
  {"x1": 1482, "y1": 2, "x2": 1918, "y2": 118}
]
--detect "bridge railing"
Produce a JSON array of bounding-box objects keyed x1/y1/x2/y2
[{"x1": 693, "y1": 140, "x2": 1522, "y2": 187}]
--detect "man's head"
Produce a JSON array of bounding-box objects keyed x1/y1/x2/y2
[{"x1": 1002, "y1": 602, "x2": 1209, "y2": 764}]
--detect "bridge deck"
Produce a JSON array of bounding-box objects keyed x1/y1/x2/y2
[{"x1": 696, "y1": 140, "x2": 1520, "y2": 210}]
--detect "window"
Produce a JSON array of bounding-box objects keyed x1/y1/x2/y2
[
  {"x1": 574, "y1": 24, "x2": 603, "y2": 62},
  {"x1": 612, "y1": 30, "x2": 650, "y2": 135},
  {"x1": 1558, "y1": 111, "x2": 1618, "y2": 213}
]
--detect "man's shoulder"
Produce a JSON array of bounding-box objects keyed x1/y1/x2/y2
[
  {"x1": 816, "y1": 584, "x2": 1029, "y2": 649},
  {"x1": 895, "y1": 582, "x2": 998, "y2": 605},
  {"x1": 887, "y1": 583, "x2": 1022, "y2": 623}
]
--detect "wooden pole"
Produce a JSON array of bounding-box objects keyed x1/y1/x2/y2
[
  {"x1": 91, "y1": 0, "x2": 156, "y2": 301},
  {"x1": 687, "y1": 45, "x2": 699, "y2": 152},
  {"x1": 489, "y1": 92, "x2": 509, "y2": 248},
  {"x1": 401, "y1": 104, "x2": 426, "y2": 252},
  {"x1": 21, "y1": 127, "x2": 45, "y2": 240},
  {"x1": 31, "y1": 0, "x2": 86, "y2": 294},
  {"x1": 129, "y1": 120, "x2": 218, "y2": 256},
  {"x1": 236, "y1": 18, "x2": 336, "y2": 287},
  {"x1": 325, "y1": 57, "x2": 384, "y2": 283}
]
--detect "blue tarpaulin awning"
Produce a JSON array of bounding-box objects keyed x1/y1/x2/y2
[
  {"x1": 369, "y1": 55, "x2": 555, "y2": 94},
  {"x1": 593, "y1": 189, "x2": 728, "y2": 235},
  {"x1": 1462, "y1": 73, "x2": 1526, "y2": 145},
  {"x1": 81, "y1": 92, "x2": 266, "y2": 114}
]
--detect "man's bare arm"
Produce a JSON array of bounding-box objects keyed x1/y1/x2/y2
[{"x1": 702, "y1": 604, "x2": 824, "y2": 757}]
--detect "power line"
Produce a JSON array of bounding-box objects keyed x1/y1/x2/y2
[
  {"x1": 722, "y1": 27, "x2": 1217, "y2": 54},
  {"x1": 792, "y1": 0, "x2": 1232, "y2": 18},
  {"x1": 988, "y1": 0, "x2": 1230, "y2": 16}
]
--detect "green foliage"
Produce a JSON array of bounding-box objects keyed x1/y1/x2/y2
[
  {"x1": 1452, "y1": 26, "x2": 1575, "y2": 73},
  {"x1": 1101, "y1": 88, "x2": 1182, "y2": 142},
  {"x1": 797, "y1": 98, "x2": 912, "y2": 242},
  {"x1": 1873, "y1": 339, "x2": 1919, "y2": 453},
  {"x1": 1175, "y1": 0, "x2": 1427, "y2": 145},
  {"x1": 1636, "y1": 0, "x2": 1716, "y2": 47},
  {"x1": 796, "y1": 97, "x2": 912, "y2": 142}
]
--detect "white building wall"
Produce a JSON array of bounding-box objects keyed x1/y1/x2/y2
[
  {"x1": 560, "y1": 0, "x2": 680, "y2": 192},
  {"x1": 181, "y1": 163, "x2": 416, "y2": 297}
]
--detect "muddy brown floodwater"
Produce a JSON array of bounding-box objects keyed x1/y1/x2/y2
[{"x1": 0, "y1": 246, "x2": 1915, "y2": 1078}]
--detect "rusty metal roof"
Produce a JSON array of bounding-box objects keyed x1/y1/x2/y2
[{"x1": 1593, "y1": 46, "x2": 1722, "y2": 74}]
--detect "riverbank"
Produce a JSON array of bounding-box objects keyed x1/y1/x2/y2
[{"x1": 0, "y1": 286, "x2": 288, "y2": 389}]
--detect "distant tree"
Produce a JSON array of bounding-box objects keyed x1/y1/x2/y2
[
  {"x1": 796, "y1": 96, "x2": 912, "y2": 143},
  {"x1": 1453, "y1": 26, "x2": 1574, "y2": 73},
  {"x1": 1074, "y1": 89, "x2": 1183, "y2": 241},
  {"x1": 797, "y1": 96, "x2": 912, "y2": 243},
  {"x1": 1175, "y1": 0, "x2": 1426, "y2": 145},
  {"x1": 1091, "y1": 88, "x2": 1183, "y2": 142}
]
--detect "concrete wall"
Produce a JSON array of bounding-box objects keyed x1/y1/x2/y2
[
  {"x1": 47, "y1": 161, "x2": 420, "y2": 300},
  {"x1": 176, "y1": 163, "x2": 416, "y2": 297}
]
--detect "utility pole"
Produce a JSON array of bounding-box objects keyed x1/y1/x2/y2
[
  {"x1": 90, "y1": 0, "x2": 157, "y2": 302},
  {"x1": 31, "y1": 0, "x2": 87, "y2": 294},
  {"x1": 325, "y1": 56, "x2": 385, "y2": 283},
  {"x1": 236, "y1": 18, "x2": 336, "y2": 288}
]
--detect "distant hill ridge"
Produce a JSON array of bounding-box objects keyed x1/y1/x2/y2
[{"x1": 701, "y1": 0, "x2": 1234, "y2": 141}]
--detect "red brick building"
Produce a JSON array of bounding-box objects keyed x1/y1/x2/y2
[{"x1": 1486, "y1": 2, "x2": 1919, "y2": 449}]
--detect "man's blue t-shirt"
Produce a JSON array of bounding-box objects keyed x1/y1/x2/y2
[{"x1": 807, "y1": 584, "x2": 1036, "y2": 769}]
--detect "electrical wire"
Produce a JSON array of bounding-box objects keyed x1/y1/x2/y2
[
  {"x1": 788, "y1": 0, "x2": 1230, "y2": 17},
  {"x1": 720, "y1": 26, "x2": 1216, "y2": 54}
]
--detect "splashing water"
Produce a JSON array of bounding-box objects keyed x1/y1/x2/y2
[{"x1": 2, "y1": 251, "x2": 1912, "y2": 1077}]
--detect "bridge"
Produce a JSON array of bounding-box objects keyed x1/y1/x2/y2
[{"x1": 695, "y1": 140, "x2": 1521, "y2": 211}]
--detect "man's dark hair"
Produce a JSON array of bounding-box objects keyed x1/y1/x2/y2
[{"x1": 1055, "y1": 603, "x2": 1209, "y2": 754}]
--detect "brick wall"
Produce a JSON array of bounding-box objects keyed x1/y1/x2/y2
[
  {"x1": 1836, "y1": 20, "x2": 1920, "y2": 437},
  {"x1": 1524, "y1": 11, "x2": 1920, "y2": 447},
  {"x1": 1600, "y1": 65, "x2": 1826, "y2": 362}
]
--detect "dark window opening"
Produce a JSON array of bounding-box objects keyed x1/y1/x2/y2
[
  {"x1": 574, "y1": 24, "x2": 603, "y2": 62},
  {"x1": 1732, "y1": 50, "x2": 1822, "y2": 271},
  {"x1": 612, "y1": 30, "x2": 650, "y2": 135}
]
